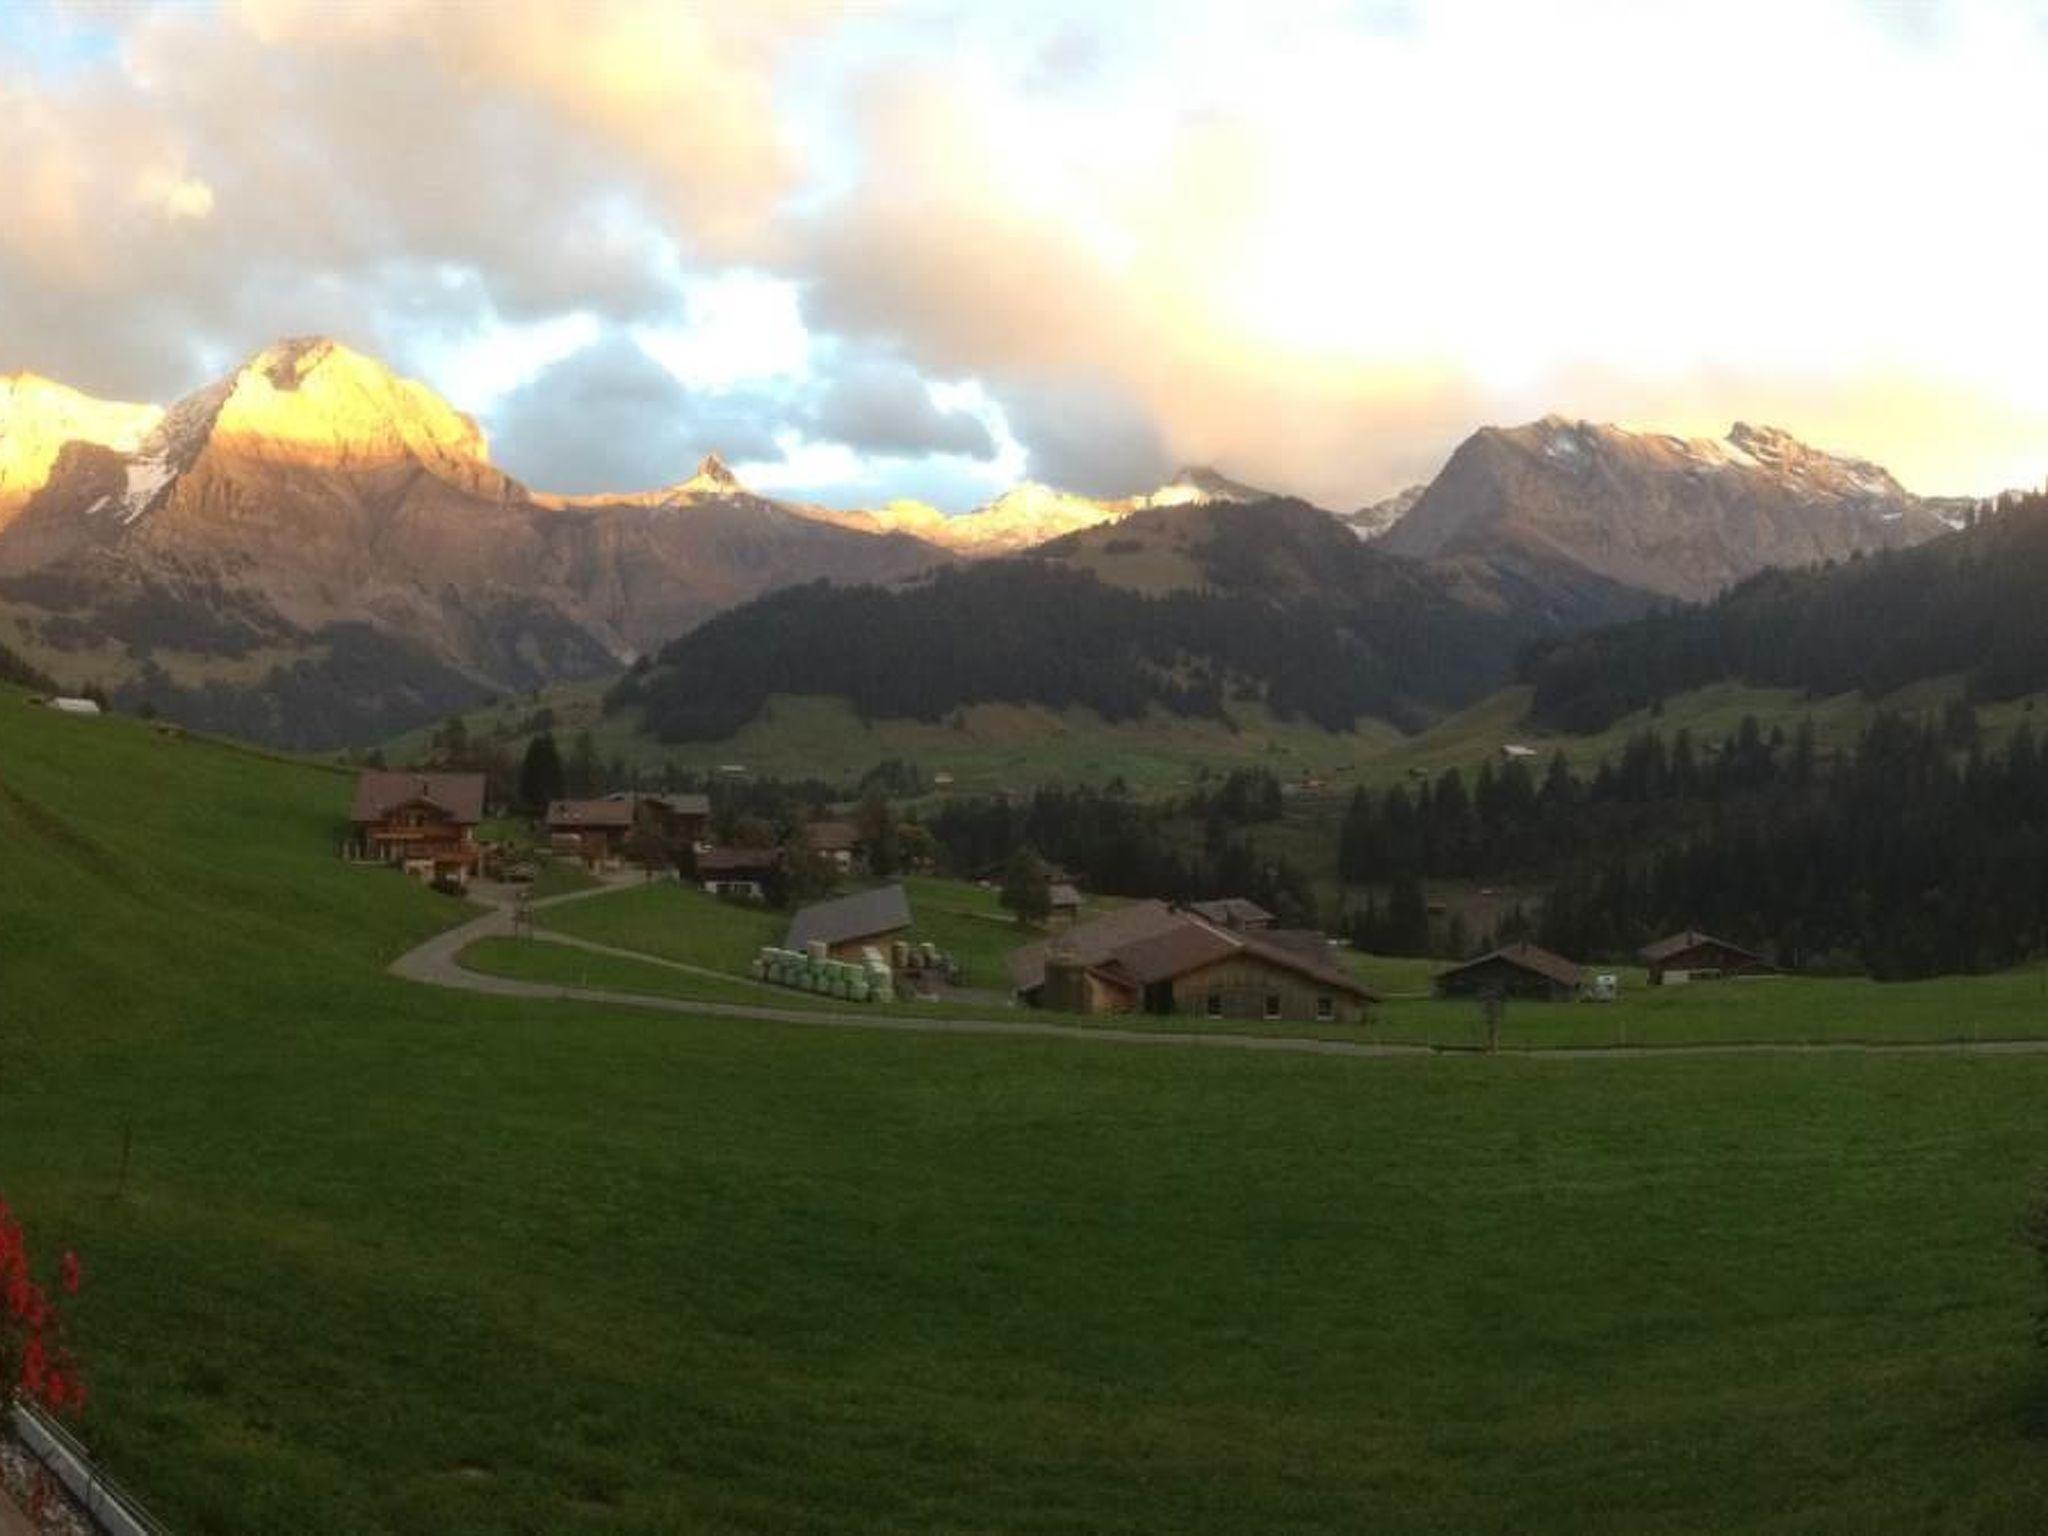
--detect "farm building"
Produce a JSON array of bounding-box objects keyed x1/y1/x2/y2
[
  {"x1": 639, "y1": 792, "x2": 711, "y2": 847},
  {"x1": 44, "y1": 696, "x2": 103, "y2": 716},
  {"x1": 1187, "y1": 897, "x2": 1275, "y2": 931},
  {"x1": 1047, "y1": 882, "x2": 1084, "y2": 927},
  {"x1": 697, "y1": 846, "x2": 781, "y2": 900},
  {"x1": 803, "y1": 820, "x2": 863, "y2": 873},
  {"x1": 1639, "y1": 930, "x2": 1777, "y2": 986},
  {"x1": 1009, "y1": 901, "x2": 1378, "y2": 1023},
  {"x1": 347, "y1": 771, "x2": 486, "y2": 888},
  {"x1": 546, "y1": 792, "x2": 711, "y2": 867},
  {"x1": 546, "y1": 797, "x2": 637, "y2": 866},
  {"x1": 785, "y1": 884, "x2": 913, "y2": 960},
  {"x1": 1433, "y1": 943, "x2": 1586, "y2": 1002}
]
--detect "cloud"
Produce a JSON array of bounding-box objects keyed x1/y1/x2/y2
[
  {"x1": 488, "y1": 331, "x2": 790, "y2": 492},
  {"x1": 809, "y1": 351, "x2": 995, "y2": 460},
  {"x1": 993, "y1": 377, "x2": 1168, "y2": 494},
  {"x1": 6, "y1": 0, "x2": 2048, "y2": 509}
]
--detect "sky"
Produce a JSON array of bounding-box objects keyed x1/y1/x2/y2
[{"x1": 4, "y1": 0, "x2": 2048, "y2": 510}]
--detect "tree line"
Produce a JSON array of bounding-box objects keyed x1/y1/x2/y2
[
  {"x1": 1522, "y1": 489, "x2": 2048, "y2": 732},
  {"x1": 1338, "y1": 707, "x2": 2048, "y2": 979}
]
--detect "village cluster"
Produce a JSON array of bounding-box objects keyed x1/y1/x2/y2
[{"x1": 343, "y1": 768, "x2": 1777, "y2": 1023}]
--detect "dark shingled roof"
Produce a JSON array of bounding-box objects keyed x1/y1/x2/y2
[
  {"x1": 1436, "y1": 942, "x2": 1586, "y2": 989},
  {"x1": 643, "y1": 792, "x2": 711, "y2": 817},
  {"x1": 1638, "y1": 929, "x2": 1771, "y2": 966},
  {"x1": 804, "y1": 820, "x2": 860, "y2": 851},
  {"x1": 547, "y1": 797, "x2": 636, "y2": 830},
  {"x1": 1007, "y1": 901, "x2": 1187, "y2": 991},
  {"x1": 1099, "y1": 922, "x2": 1240, "y2": 986},
  {"x1": 698, "y1": 846, "x2": 781, "y2": 875},
  {"x1": 786, "y1": 883, "x2": 913, "y2": 951},
  {"x1": 1010, "y1": 902, "x2": 1379, "y2": 1001},
  {"x1": 350, "y1": 771, "x2": 485, "y2": 826},
  {"x1": 1187, "y1": 897, "x2": 1275, "y2": 928}
]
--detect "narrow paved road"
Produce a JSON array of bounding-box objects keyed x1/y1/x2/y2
[{"x1": 389, "y1": 880, "x2": 2048, "y2": 1062}]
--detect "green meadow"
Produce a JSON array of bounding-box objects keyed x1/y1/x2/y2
[{"x1": 5, "y1": 692, "x2": 2048, "y2": 1533}]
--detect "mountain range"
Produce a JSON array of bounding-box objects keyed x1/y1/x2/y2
[{"x1": 0, "y1": 336, "x2": 1999, "y2": 748}]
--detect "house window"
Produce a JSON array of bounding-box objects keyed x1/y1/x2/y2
[
  {"x1": 1206, "y1": 991, "x2": 1222, "y2": 1018},
  {"x1": 1264, "y1": 993, "x2": 1281, "y2": 1020},
  {"x1": 1316, "y1": 996, "x2": 1334, "y2": 1022}
]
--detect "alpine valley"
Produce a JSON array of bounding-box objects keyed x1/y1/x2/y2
[{"x1": 0, "y1": 337, "x2": 1995, "y2": 750}]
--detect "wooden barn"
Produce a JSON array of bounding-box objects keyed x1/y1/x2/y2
[
  {"x1": 1639, "y1": 930, "x2": 1777, "y2": 986},
  {"x1": 803, "y1": 820, "x2": 863, "y2": 874},
  {"x1": 1009, "y1": 901, "x2": 1379, "y2": 1023},
  {"x1": 697, "y1": 846, "x2": 781, "y2": 900},
  {"x1": 1433, "y1": 943, "x2": 1586, "y2": 1002},
  {"x1": 785, "y1": 884, "x2": 913, "y2": 960},
  {"x1": 546, "y1": 797, "x2": 637, "y2": 866},
  {"x1": 347, "y1": 771, "x2": 486, "y2": 888}
]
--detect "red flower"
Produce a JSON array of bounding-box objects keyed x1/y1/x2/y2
[{"x1": 59, "y1": 1250, "x2": 80, "y2": 1296}]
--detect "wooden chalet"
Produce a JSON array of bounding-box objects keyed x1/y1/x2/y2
[
  {"x1": 348, "y1": 771, "x2": 486, "y2": 888},
  {"x1": 1433, "y1": 942, "x2": 1586, "y2": 1002},
  {"x1": 546, "y1": 797, "x2": 638, "y2": 866},
  {"x1": 640, "y1": 792, "x2": 711, "y2": 847},
  {"x1": 1187, "y1": 897, "x2": 1275, "y2": 931},
  {"x1": 786, "y1": 884, "x2": 913, "y2": 959},
  {"x1": 1638, "y1": 930, "x2": 1777, "y2": 986},
  {"x1": 697, "y1": 846, "x2": 781, "y2": 899},
  {"x1": 1046, "y1": 881, "x2": 1084, "y2": 927},
  {"x1": 803, "y1": 819, "x2": 863, "y2": 873},
  {"x1": 1009, "y1": 901, "x2": 1379, "y2": 1023},
  {"x1": 547, "y1": 792, "x2": 713, "y2": 867}
]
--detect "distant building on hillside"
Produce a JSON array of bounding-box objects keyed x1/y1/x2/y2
[
  {"x1": 638, "y1": 792, "x2": 711, "y2": 848},
  {"x1": 1187, "y1": 897, "x2": 1275, "y2": 932},
  {"x1": 1009, "y1": 901, "x2": 1378, "y2": 1023},
  {"x1": 803, "y1": 819, "x2": 863, "y2": 874},
  {"x1": 786, "y1": 884, "x2": 913, "y2": 960},
  {"x1": 546, "y1": 792, "x2": 712, "y2": 868},
  {"x1": 1433, "y1": 943, "x2": 1585, "y2": 1002},
  {"x1": 1638, "y1": 930, "x2": 1777, "y2": 986},
  {"x1": 546, "y1": 797, "x2": 637, "y2": 867},
  {"x1": 1047, "y1": 882, "x2": 1084, "y2": 928},
  {"x1": 697, "y1": 846, "x2": 781, "y2": 900},
  {"x1": 347, "y1": 771, "x2": 485, "y2": 888}
]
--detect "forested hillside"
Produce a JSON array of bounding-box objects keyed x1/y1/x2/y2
[
  {"x1": 1523, "y1": 490, "x2": 2047, "y2": 731},
  {"x1": 612, "y1": 499, "x2": 1641, "y2": 743}
]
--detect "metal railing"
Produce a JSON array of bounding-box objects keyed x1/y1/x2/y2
[{"x1": 8, "y1": 1401, "x2": 170, "y2": 1536}]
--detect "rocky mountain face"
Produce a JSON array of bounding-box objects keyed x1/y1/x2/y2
[
  {"x1": 1338, "y1": 484, "x2": 1424, "y2": 541},
  {"x1": 0, "y1": 340, "x2": 947, "y2": 748},
  {"x1": 1378, "y1": 416, "x2": 1957, "y2": 602},
  {"x1": 0, "y1": 337, "x2": 1999, "y2": 752},
  {"x1": 0, "y1": 375, "x2": 160, "y2": 531}
]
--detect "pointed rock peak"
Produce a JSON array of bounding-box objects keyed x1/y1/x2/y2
[{"x1": 680, "y1": 452, "x2": 744, "y2": 495}]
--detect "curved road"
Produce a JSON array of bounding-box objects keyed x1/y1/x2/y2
[{"x1": 390, "y1": 880, "x2": 2048, "y2": 1062}]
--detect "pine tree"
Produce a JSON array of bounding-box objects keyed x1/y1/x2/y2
[
  {"x1": 1000, "y1": 846, "x2": 1052, "y2": 926},
  {"x1": 518, "y1": 733, "x2": 566, "y2": 814}
]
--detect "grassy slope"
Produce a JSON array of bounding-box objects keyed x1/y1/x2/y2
[
  {"x1": 6, "y1": 691, "x2": 2048, "y2": 1532},
  {"x1": 386, "y1": 673, "x2": 2048, "y2": 817}
]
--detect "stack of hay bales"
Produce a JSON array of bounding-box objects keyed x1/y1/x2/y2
[{"x1": 751, "y1": 942, "x2": 894, "y2": 1004}]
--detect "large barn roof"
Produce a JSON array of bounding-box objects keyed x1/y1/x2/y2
[
  {"x1": 1436, "y1": 942, "x2": 1586, "y2": 988},
  {"x1": 547, "y1": 797, "x2": 636, "y2": 830},
  {"x1": 350, "y1": 771, "x2": 486, "y2": 825},
  {"x1": 1638, "y1": 930, "x2": 1770, "y2": 966},
  {"x1": 1009, "y1": 901, "x2": 1378, "y2": 1001},
  {"x1": 786, "y1": 883, "x2": 913, "y2": 951}
]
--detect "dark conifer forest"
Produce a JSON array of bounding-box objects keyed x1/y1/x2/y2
[{"x1": 1523, "y1": 490, "x2": 2048, "y2": 732}]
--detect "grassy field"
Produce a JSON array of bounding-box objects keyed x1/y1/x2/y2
[{"x1": 7, "y1": 690, "x2": 2048, "y2": 1532}]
